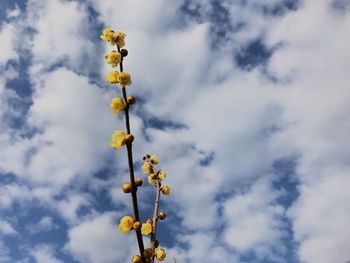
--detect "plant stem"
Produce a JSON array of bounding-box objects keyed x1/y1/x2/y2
[
  {"x1": 118, "y1": 46, "x2": 146, "y2": 263},
  {"x1": 150, "y1": 179, "x2": 161, "y2": 263}
]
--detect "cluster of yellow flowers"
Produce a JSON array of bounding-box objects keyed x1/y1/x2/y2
[{"x1": 101, "y1": 28, "x2": 170, "y2": 263}]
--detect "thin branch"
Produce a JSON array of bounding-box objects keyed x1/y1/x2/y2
[
  {"x1": 150, "y1": 176, "x2": 161, "y2": 262},
  {"x1": 118, "y1": 46, "x2": 146, "y2": 263}
]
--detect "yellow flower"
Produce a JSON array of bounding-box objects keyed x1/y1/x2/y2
[
  {"x1": 109, "y1": 130, "x2": 127, "y2": 149},
  {"x1": 110, "y1": 97, "x2": 126, "y2": 114},
  {"x1": 118, "y1": 72, "x2": 132, "y2": 86},
  {"x1": 161, "y1": 185, "x2": 170, "y2": 195},
  {"x1": 148, "y1": 175, "x2": 157, "y2": 186},
  {"x1": 158, "y1": 171, "x2": 167, "y2": 180},
  {"x1": 118, "y1": 216, "x2": 134, "y2": 234},
  {"x1": 141, "y1": 162, "x2": 152, "y2": 174},
  {"x1": 155, "y1": 248, "x2": 166, "y2": 261},
  {"x1": 141, "y1": 222, "x2": 153, "y2": 235},
  {"x1": 100, "y1": 28, "x2": 114, "y2": 42},
  {"x1": 106, "y1": 71, "x2": 119, "y2": 84},
  {"x1": 104, "y1": 50, "x2": 121, "y2": 67},
  {"x1": 111, "y1": 32, "x2": 126, "y2": 47},
  {"x1": 149, "y1": 155, "x2": 159, "y2": 165}
]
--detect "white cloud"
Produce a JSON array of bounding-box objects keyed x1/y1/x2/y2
[
  {"x1": 0, "y1": 23, "x2": 17, "y2": 65},
  {"x1": 26, "y1": 68, "x2": 116, "y2": 186},
  {"x1": 0, "y1": 220, "x2": 17, "y2": 235},
  {"x1": 0, "y1": 241, "x2": 11, "y2": 263},
  {"x1": 288, "y1": 171, "x2": 350, "y2": 263},
  {"x1": 223, "y1": 177, "x2": 287, "y2": 261},
  {"x1": 31, "y1": 245, "x2": 63, "y2": 263},
  {"x1": 168, "y1": 231, "x2": 238, "y2": 263},
  {"x1": 65, "y1": 212, "x2": 136, "y2": 263},
  {"x1": 0, "y1": 183, "x2": 32, "y2": 209},
  {"x1": 27, "y1": 216, "x2": 58, "y2": 234},
  {"x1": 27, "y1": 0, "x2": 94, "y2": 71}
]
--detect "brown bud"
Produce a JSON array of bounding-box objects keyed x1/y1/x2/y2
[
  {"x1": 153, "y1": 240, "x2": 159, "y2": 248},
  {"x1": 150, "y1": 173, "x2": 157, "y2": 180},
  {"x1": 120, "y1": 48, "x2": 128, "y2": 57},
  {"x1": 133, "y1": 221, "x2": 141, "y2": 231},
  {"x1": 135, "y1": 178, "x2": 143, "y2": 187},
  {"x1": 158, "y1": 211, "x2": 167, "y2": 220},
  {"x1": 122, "y1": 183, "x2": 132, "y2": 193},
  {"x1": 127, "y1": 96, "x2": 136, "y2": 105},
  {"x1": 125, "y1": 134, "x2": 134, "y2": 143},
  {"x1": 143, "y1": 248, "x2": 153, "y2": 258},
  {"x1": 146, "y1": 218, "x2": 153, "y2": 224}
]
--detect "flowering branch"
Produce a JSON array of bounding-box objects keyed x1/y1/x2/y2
[{"x1": 101, "y1": 28, "x2": 171, "y2": 263}]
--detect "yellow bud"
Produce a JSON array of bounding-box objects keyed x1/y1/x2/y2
[
  {"x1": 155, "y1": 248, "x2": 166, "y2": 261},
  {"x1": 135, "y1": 178, "x2": 143, "y2": 187},
  {"x1": 149, "y1": 155, "x2": 159, "y2": 165},
  {"x1": 161, "y1": 185, "x2": 171, "y2": 196},
  {"x1": 133, "y1": 221, "x2": 141, "y2": 231},
  {"x1": 125, "y1": 134, "x2": 134, "y2": 143},
  {"x1": 132, "y1": 255, "x2": 142, "y2": 263},
  {"x1": 150, "y1": 173, "x2": 157, "y2": 180},
  {"x1": 122, "y1": 183, "x2": 132, "y2": 193},
  {"x1": 127, "y1": 96, "x2": 136, "y2": 105}
]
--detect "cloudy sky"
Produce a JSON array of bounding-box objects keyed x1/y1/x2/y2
[{"x1": 1, "y1": 0, "x2": 350, "y2": 262}]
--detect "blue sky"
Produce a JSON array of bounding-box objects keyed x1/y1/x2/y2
[{"x1": 1, "y1": 0, "x2": 350, "y2": 262}]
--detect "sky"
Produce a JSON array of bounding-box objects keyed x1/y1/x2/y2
[{"x1": 1, "y1": 0, "x2": 350, "y2": 262}]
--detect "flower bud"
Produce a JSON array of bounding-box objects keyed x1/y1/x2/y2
[
  {"x1": 132, "y1": 255, "x2": 142, "y2": 263},
  {"x1": 127, "y1": 96, "x2": 136, "y2": 105},
  {"x1": 135, "y1": 178, "x2": 143, "y2": 187},
  {"x1": 143, "y1": 248, "x2": 153, "y2": 258},
  {"x1": 158, "y1": 211, "x2": 167, "y2": 220},
  {"x1": 133, "y1": 221, "x2": 141, "y2": 231},
  {"x1": 161, "y1": 185, "x2": 171, "y2": 195},
  {"x1": 122, "y1": 183, "x2": 132, "y2": 193},
  {"x1": 120, "y1": 48, "x2": 128, "y2": 57},
  {"x1": 150, "y1": 173, "x2": 157, "y2": 180},
  {"x1": 125, "y1": 134, "x2": 134, "y2": 143},
  {"x1": 153, "y1": 240, "x2": 159, "y2": 248}
]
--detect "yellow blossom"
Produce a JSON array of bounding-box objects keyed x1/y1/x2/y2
[
  {"x1": 100, "y1": 28, "x2": 114, "y2": 42},
  {"x1": 148, "y1": 175, "x2": 157, "y2": 186},
  {"x1": 155, "y1": 248, "x2": 166, "y2": 261},
  {"x1": 111, "y1": 32, "x2": 126, "y2": 47},
  {"x1": 109, "y1": 130, "x2": 127, "y2": 149},
  {"x1": 110, "y1": 97, "x2": 126, "y2": 114},
  {"x1": 141, "y1": 222, "x2": 153, "y2": 235},
  {"x1": 161, "y1": 185, "x2": 170, "y2": 195},
  {"x1": 118, "y1": 72, "x2": 132, "y2": 86},
  {"x1": 141, "y1": 162, "x2": 152, "y2": 174},
  {"x1": 158, "y1": 171, "x2": 167, "y2": 180},
  {"x1": 149, "y1": 155, "x2": 159, "y2": 165},
  {"x1": 118, "y1": 216, "x2": 134, "y2": 234},
  {"x1": 106, "y1": 71, "x2": 119, "y2": 84},
  {"x1": 104, "y1": 50, "x2": 121, "y2": 67}
]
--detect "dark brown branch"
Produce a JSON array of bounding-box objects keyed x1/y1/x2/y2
[{"x1": 118, "y1": 45, "x2": 146, "y2": 263}]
